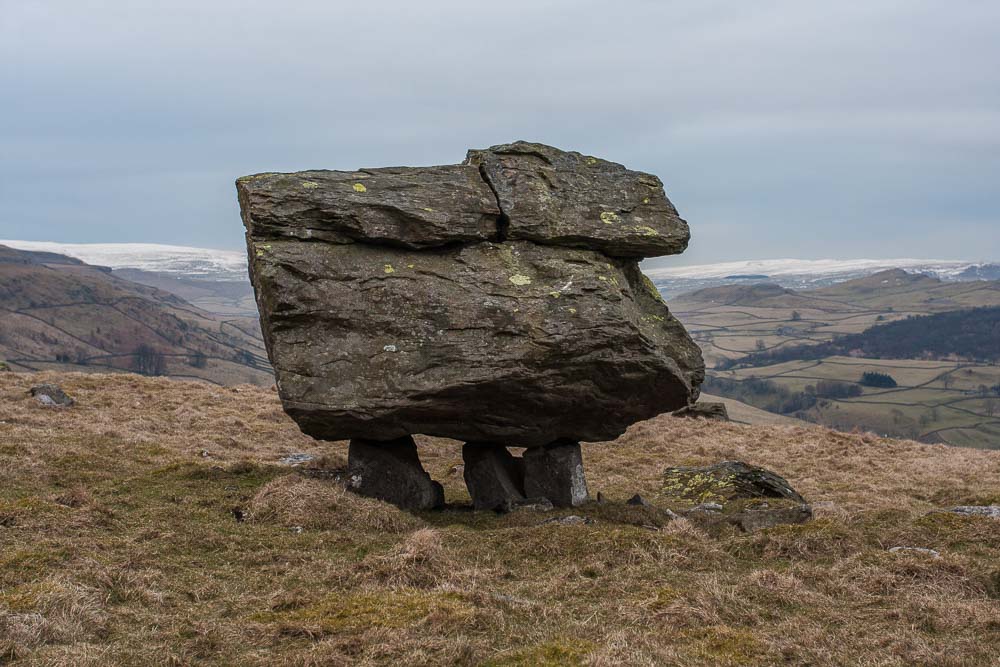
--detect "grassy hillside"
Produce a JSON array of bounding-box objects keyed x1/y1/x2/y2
[
  {"x1": 2, "y1": 372, "x2": 999, "y2": 665},
  {"x1": 0, "y1": 245, "x2": 271, "y2": 386}
]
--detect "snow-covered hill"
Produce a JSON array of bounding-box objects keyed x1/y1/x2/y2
[
  {"x1": 644, "y1": 257, "x2": 999, "y2": 297},
  {"x1": 0, "y1": 240, "x2": 248, "y2": 282}
]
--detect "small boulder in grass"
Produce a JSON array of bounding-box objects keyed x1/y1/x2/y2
[
  {"x1": 672, "y1": 402, "x2": 729, "y2": 421},
  {"x1": 661, "y1": 461, "x2": 811, "y2": 532},
  {"x1": 30, "y1": 384, "x2": 75, "y2": 407}
]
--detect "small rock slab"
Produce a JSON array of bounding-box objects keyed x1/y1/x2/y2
[
  {"x1": 523, "y1": 441, "x2": 589, "y2": 508},
  {"x1": 947, "y1": 506, "x2": 1000, "y2": 519},
  {"x1": 672, "y1": 402, "x2": 729, "y2": 421},
  {"x1": 30, "y1": 384, "x2": 74, "y2": 407},
  {"x1": 467, "y1": 141, "x2": 690, "y2": 258},
  {"x1": 888, "y1": 546, "x2": 941, "y2": 558},
  {"x1": 463, "y1": 442, "x2": 525, "y2": 511},
  {"x1": 347, "y1": 436, "x2": 444, "y2": 511}
]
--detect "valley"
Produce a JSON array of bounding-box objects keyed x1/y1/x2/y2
[
  {"x1": 670, "y1": 270, "x2": 1000, "y2": 448},
  {"x1": 0, "y1": 245, "x2": 271, "y2": 386}
]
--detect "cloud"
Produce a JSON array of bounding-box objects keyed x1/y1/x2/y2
[{"x1": 1, "y1": 0, "x2": 998, "y2": 261}]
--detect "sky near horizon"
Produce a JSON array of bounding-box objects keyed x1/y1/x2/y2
[{"x1": 2, "y1": 1, "x2": 998, "y2": 266}]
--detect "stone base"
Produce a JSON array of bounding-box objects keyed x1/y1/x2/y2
[
  {"x1": 462, "y1": 442, "x2": 526, "y2": 511},
  {"x1": 347, "y1": 436, "x2": 444, "y2": 511},
  {"x1": 523, "y1": 441, "x2": 589, "y2": 508}
]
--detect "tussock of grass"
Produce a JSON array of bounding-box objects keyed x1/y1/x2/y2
[
  {"x1": 248, "y1": 473, "x2": 421, "y2": 533},
  {"x1": 2, "y1": 372, "x2": 1000, "y2": 665}
]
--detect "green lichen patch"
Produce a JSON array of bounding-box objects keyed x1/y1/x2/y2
[
  {"x1": 633, "y1": 225, "x2": 659, "y2": 236},
  {"x1": 509, "y1": 274, "x2": 532, "y2": 286},
  {"x1": 599, "y1": 211, "x2": 620, "y2": 225},
  {"x1": 300, "y1": 181, "x2": 320, "y2": 189}
]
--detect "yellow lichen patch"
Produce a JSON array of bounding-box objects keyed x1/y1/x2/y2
[
  {"x1": 641, "y1": 274, "x2": 664, "y2": 302},
  {"x1": 567, "y1": 307, "x2": 577, "y2": 314},
  {"x1": 300, "y1": 181, "x2": 320, "y2": 189},
  {"x1": 599, "y1": 211, "x2": 620, "y2": 225},
  {"x1": 643, "y1": 197, "x2": 650, "y2": 204},
  {"x1": 254, "y1": 243, "x2": 272, "y2": 258},
  {"x1": 509, "y1": 274, "x2": 532, "y2": 286},
  {"x1": 383, "y1": 264, "x2": 395, "y2": 274},
  {"x1": 549, "y1": 291, "x2": 561, "y2": 298},
  {"x1": 353, "y1": 183, "x2": 367, "y2": 193},
  {"x1": 633, "y1": 225, "x2": 659, "y2": 236},
  {"x1": 585, "y1": 157, "x2": 598, "y2": 165},
  {"x1": 422, "y1": 207, "x2": 434, "y2": 212},
  {"x1": 406, "y1": 264, "x2": 415, "y2": 269}
]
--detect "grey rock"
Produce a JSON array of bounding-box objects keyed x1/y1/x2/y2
[
  {"x1": 542, "y1": 515, "x2": 594, "y2": 526},
  {"x1": 278, "y1": 453, "x2": 316, "y2": 466},
  {"x1": 626, "y1": 494, "x2": 650, "y2": 507},
  {"x1": 690, "y1": 502, "x2": 724, "y2": 512},
  {"x1": 347, "y1": 436, "x2": 444, "y2": 511},
  {"x1": 672, "y1": 402, "x2": 730, "y2": 422},
  {"x1": 462, "y1": 442, "x2": 526, "y2": 511},
  {"x1": 248, "y1": 238, "x2": 702, "y2": 447},
  {"x1": 662, "y1": 461, "x2": 807, "y2": 505},
  {"x1": 467, "y1": 141, "x2": 689, "y2": 258},
  {"x1": 523, "y1": 441, "x2": 589, "y2": 508},
  {"x1": 30, "y1": 384, "x2": 74, "y2": 407},
  {"x1": 664, "y1": 461, "x2": 811, "y2": 532},
  {"x1": 237, "y1": 165, "x2": 500, "y2": 249},
  {"x1": 947, "y1": 505, "x2": 1000, "y2": 519},
  {"x1": 504, "y1": 497, "x2": 556, "y2": 513},
  {"x1": 888, "y1": 546, "x2": 941, "y2": 558}
]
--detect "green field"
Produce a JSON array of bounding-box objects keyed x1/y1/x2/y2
[{"x1": 669, "y1": 272, "x2": 1000, "y2": 449}]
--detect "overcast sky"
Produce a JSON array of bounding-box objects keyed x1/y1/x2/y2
[{"x1": 2, "y1": 1, "x2": 998, "y2": 265}]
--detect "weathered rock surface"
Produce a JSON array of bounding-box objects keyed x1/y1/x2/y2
[
  {"x1": 944, "y1": 505, "x2": 1000, "y2": 520},
  {"x1": 467, "y1": 141, "x2": 690, "y2": 258},
  {"x1": 662, "y1": 461, "x2": 806, "y2": 505},
  {"x1": 523, "y1": 442, "x2": 589, "y2": 507},
  {"x1": 347, "y1": 437, "x2": 444, "y2": 510},
  {"x1": 662, "y1": 461, "x2": 811, "y2": 532},
  {"x1": 237, "y1": 165, "x2": 500, "y2": 248},
  {"x1": 30, "y1": 384, "x2": 74, "y2": 407},
  {"x1": 463, "y1": 443, "x2": 525, "y2": 511},
  {"x1": 245, "y1": 238, "x2": 701, "y2": 446},
  {"x1": 672, "y1": 402, "x2": 729, "y2": 421}
]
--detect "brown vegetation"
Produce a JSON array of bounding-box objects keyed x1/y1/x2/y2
[{"x1": 2, "y1": 372, "x2": 999, "y2": 665}]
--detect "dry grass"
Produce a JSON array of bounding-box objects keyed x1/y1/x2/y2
[{"x1": 1, "y1": 371, "x2": 999, "y2": 665}]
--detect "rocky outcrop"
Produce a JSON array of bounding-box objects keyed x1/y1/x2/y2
[
  {"x1": 30, "y1": 384, "x2": 74, "y2": 407},
  {"x1": 238, "y1": 141, "x2": 705, "y2": 511},
  {"x1": 661, "y1": 461, "x2": 811, "y2": 532},
  {"x1": 672, "y1": 402, "x2": 730, "y2": 421}
]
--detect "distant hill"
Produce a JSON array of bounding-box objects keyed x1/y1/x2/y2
[
  {"x1": 0, "y1": 245, "x2": 272, "y2": 385},
  {"x1": 729, "y1": 306, "x2": 1000, "y2": 368}
]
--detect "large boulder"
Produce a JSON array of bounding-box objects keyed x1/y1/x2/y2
[{"x1": 238, "y1": 142, "x2": 704, "y2": 449}]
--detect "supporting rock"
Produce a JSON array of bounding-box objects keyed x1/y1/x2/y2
[
  {"x1": 523, "y1": 441, "x2": 589, "y2": 508},
  {"x1": 462, "y1": 442, "x2": 525, "y2": 511},
  {"x1": 347, "y1": 436, "x2": 444, "y2": 511}
]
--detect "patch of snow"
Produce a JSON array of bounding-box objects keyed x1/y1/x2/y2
[
  {"x1": 0, "y1": 239, "x2": 248, "y2": 282},
  {"x1": 644, "y1": 258, "x2": 983, "y2": 281}
]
